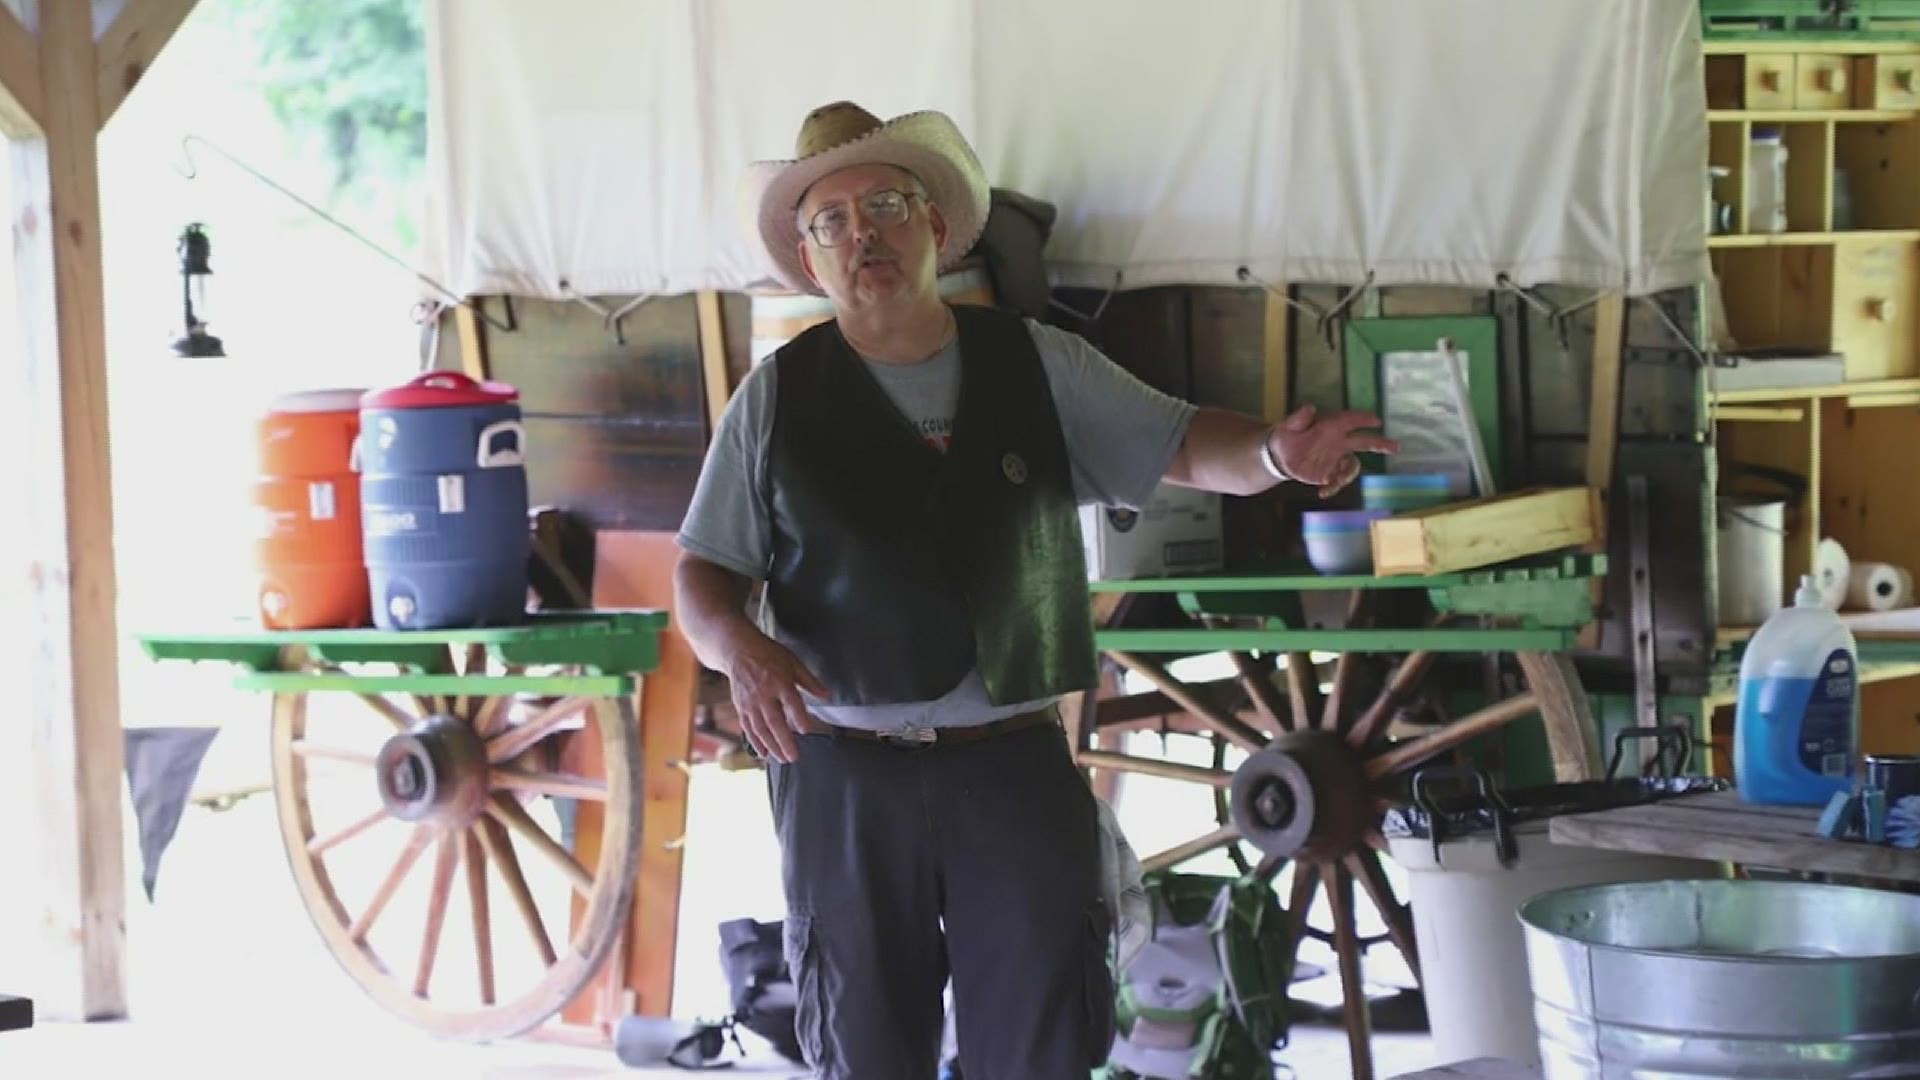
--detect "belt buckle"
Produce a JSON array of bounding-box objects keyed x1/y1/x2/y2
[{"x1": 880, "y1": 724, "x2": 938, "y2": 747}]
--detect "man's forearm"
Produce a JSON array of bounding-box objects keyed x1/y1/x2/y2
[
  {"x1": 672, "y1": 554, "x2": 761, "y2": 676},
  {"x1": 1163, "y1": 407, "x2": 1283, "y2": 496}
]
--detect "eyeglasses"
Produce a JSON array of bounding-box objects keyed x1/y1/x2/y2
[{"x1": 804, "y1": 189, "x2": 922, "y2": 247}]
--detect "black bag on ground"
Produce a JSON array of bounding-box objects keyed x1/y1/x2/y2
[{"x1": 718, "y1": 917, "x2": 804, "y2": 1064}]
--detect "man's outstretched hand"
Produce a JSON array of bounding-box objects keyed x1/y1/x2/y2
[{"x1": 1271, "y1": 404, "x2": 1398, "y2": 498}]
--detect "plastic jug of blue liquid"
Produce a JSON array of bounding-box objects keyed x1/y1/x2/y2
[{"x1": 1734, "y1": 574, "x2": 1860, "y2": 805}]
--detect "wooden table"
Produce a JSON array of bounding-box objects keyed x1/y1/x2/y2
[{"x1": 1550, "y1": 789, "x2": 1920, "y2": 883}]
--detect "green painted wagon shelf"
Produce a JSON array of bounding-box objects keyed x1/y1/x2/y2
[
  {"x1": 138, "y1": 609, "x2": 668, "y2": 696},
  {"x1": 1089, "y1": 553, "x2": 1605, "y2": 653}
]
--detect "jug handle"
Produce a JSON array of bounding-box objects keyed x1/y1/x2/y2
[
  {"x1": 476, "y1": 419, "x2": 525, "y2": 468},
  {"x1": 413, "y1": 371, "x2": 479, "y2": 392}
]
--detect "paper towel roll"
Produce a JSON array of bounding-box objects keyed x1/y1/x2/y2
[
  {"x1": 1815, "y1": 538, "x2": 1852, "y2": 610},
  {"x1": 1848, "y1": 563, "x2": 1916, "y2": 611}
]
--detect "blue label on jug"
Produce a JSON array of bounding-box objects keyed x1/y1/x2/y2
[{"x1": 1798, "y1": 648, "x2": 1856, "y2": 777}]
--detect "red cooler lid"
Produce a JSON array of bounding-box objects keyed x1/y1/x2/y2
[
  {"x1": 362, "y1": 371, "x2": 518, "y2": 410},
  {"x1": 269, "y1": 388, "x2": 368, "y2": 414}
]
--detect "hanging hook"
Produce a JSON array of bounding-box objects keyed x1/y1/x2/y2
[
  {"x1": 1317, "y1": 270, "x2": 1375, "y2": 351},
  {"x1": 556, "y1": 283, "x2": 653, "y2": 346},
  {"x1": 1236, "y1": 266, "x2": 1330, "y2": 324},
  {"x1": 173, "y1": 133, "x2": 515, "y2": 334},
  {"x1": 1047, "y1": 270, "x2": 1123, "y2": 324},
  {"x1": 1634, "y1": 294, "x2": 1712, "y2": 370}
]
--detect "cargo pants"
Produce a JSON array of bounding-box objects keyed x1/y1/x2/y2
[{"x1": 767, "y1": 718, "x2": 1114, "y2": 1080}]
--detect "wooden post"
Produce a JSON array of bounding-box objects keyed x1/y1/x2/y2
[
  {"x1": 455, "y1": 300, "x2": 490, "y2": 380},
  {"x1": 695, "y1": 291, "x2": 731, "y2": 434},
  {"x1": 1582, "y1": 292, "x2": 1626, "y2": 651},
  {"x1": 1262, "y1": 283, "x2": 1292, "y2": 422},
  {"x1": 6, "y1": 0, "x2": 198, "y2": 1021}
]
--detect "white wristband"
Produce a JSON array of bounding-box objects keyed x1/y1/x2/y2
[{"x1": 1258, "y1": 431, "x2": 1289, "y2": 482}]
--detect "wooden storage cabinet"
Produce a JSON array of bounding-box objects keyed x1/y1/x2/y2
[{"x1": 1705, "y1": 42, "x2": 1920, "y2": 763}]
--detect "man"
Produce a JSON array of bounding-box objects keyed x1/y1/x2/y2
[{"x1": 674, "y1": 102, "x2": 1395, "y2": 1080}]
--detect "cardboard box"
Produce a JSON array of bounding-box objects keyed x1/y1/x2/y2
[{"x1": 1080, "y1": 484, "x2": 1224, "y2": 580}]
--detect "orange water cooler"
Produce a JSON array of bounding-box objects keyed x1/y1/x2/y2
[{"x1": 254, "y1": 388, "x2": 370, "y2": 629}]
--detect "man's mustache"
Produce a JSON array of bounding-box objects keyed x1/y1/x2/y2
[{"x1": 852, "y1": 243, "x2": 898, "y2": 270}]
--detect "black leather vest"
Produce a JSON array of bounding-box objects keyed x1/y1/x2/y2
[{"x1": 764, "y1": 305, "x2": 1097, "y2": 706}]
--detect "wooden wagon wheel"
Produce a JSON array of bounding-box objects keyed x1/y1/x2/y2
[
  {"x1": 269, "y1": 642, "x2": 643, "y2": 1040},
  {"x1": 1074, "y1": 613, "x2": 1598, "y2": 1080}
]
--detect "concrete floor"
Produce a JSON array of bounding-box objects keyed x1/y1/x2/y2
[{"x1": 0, "y1": 1015, "x2": 1439, "y2": 1079}]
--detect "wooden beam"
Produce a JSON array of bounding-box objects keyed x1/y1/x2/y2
[
  {"x1": 94, "y1": 0, "x2": 197, "y2": 126},
  {"x1": 570, "y1": 532, "x2": 697, "y2": 1023},
  {"x1": 455, "y1": 300, "x2": 490, "y2": 380},
  {"x1": 0, "y1": 1, "x2": 42, "y2": 136},
  {"x1": 1584, "y1": 293, "x2": 1626, "y2": 552},
  {"x1": 1262, "y1": 282, "x2": 1291, "y2": 422},
  {"x1": 695, "y1": 291, "x2": 731, "y2": 434},
  {"x1": 1369, "y1": 486, "x2": 1596, "y2": 576},
  {"x1": 16, "y1": 0, "x2": 126, "y2": 1020}
]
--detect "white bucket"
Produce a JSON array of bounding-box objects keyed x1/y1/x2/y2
[
  {"x1": 1716, "y1": 496, "x2": 1786, "y2": 628},
  {"x1": 747, "y1": 263, "x2": 995, "y2": 364},
  {"x1": 1387, "y1": 825, "x2": 1713, "y2": 1067}
]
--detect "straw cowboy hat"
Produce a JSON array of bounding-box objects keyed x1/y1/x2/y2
[{"x1": 742, "y1": 101, "x2": 991, "y2": 295}]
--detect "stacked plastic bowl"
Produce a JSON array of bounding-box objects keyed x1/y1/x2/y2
[
  {"x1": 1361, "y1": 473, "x2": 1453, "y2": 514},
  {"x1": 1302, "y1": 509, "x2": 1389, "y2": 574}
]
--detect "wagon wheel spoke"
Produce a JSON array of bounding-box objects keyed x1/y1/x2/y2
[
  {"x1": 475, "y1": 816, "x2": 558, "y2": 967},
  {"x1": 357, "y1": 693, "x2": 416, "y2": 732},
  {"x1": 1282, "y1": 859, "x2": 1320, "y2": 977},
  {"x1": 487, "y1": 696, "x2": 596, "y2": 763},
  {"x1": 1107, "y1": 651, "x2": 1267, "y2": 753},
  {"x1": 1323, "y1": 862, "x2": 1376, "y2": 1080},
  {"x1": 1282, "y1": 652, "x2": 1323, "y2": 732},
  {"x1": 1345, "y1": 850, "x2": 1420, "y2": 985},
  {"x1": 350, "y1": 826, "x2": 434, "y2": 942},
  {"x1": 455, "y1": 643, "x2": 491, "y2": 720},
  {"x1": 415, "y1": 834, "x2": 461, "y2": 996},
  {"x1": 464, "y1": 829, "x2": 496, "y2": 1005},
  {"x1": 307, "y1": 807, "x2": 392, "y2": 857},
  {"x1": 1077, "y1": 748, "x2": 1233, "y2": 788},
  {"x1": 487, "y1": 793, "x2": 595, "y2": 897},
  {"x1": 1365, "y1": 693, "x2": 1541, "y2": 779},
  {"x1": 1318, "y1": 592, "x2": 1374, "y2": 730},
  {"x1": 1226, "y1": 651, "x2": 1289, "y2": 740},
  {"x1": 291, "y1": 741, "x2": 378, "y2": 768},
  {"x1": 490, "y1": 768, "x2": 609, "y2": 801},
  {"x1": 1140, "y1": 824, "x2": 1242, "y2": 875},
  {"x1": 1347, "y1": 650, "x2": 1439, "y2": 750}
]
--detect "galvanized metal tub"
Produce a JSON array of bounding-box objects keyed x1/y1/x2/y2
[{"x1": 1518, "y1": 879, "x2": 1920, "y2": 1078}]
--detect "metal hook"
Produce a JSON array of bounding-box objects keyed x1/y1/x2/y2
[
  {"x1": 1047, "y1": 270, "x2": 1123, "y2": 324},
  {"x1": 173, "y1": 134, "x2": 515, "y2": 334},
  {"x1": 1236, "y1": 267, "x2": 1330, "y2": 324},
  {"x1": 1317, "y1": 271, "x2": 1375, "y2": 351},
  {"x1": 1634, "y1": 294, "x2": 1711, "y2": 370}
]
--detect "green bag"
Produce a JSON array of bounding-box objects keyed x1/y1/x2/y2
[{"x1": 1101, "y1": 869, "x2": 1295, "y2": 1080}]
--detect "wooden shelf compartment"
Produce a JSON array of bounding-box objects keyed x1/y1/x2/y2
[{"x1": 1711, "y1": 238, "x2": 1920, "y2": 380}]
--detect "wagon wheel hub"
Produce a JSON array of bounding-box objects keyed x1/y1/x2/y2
[
  {"x1": 377, "y1": 713, "x2": 490, "y2": 827},
  {"x1": 1229, "y1": 728, "x2": 1372, "y2": 861}
]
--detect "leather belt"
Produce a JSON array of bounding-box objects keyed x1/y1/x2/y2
[{"x1": 822, "y1": 705, "x2": 1058, "y2": 749}]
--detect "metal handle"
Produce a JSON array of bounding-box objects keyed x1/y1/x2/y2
[
  {"x1": 1409, "y1": 766, "x2": 1516, "y2": 868},
  {"x1": 1606, "y1": 723, "x2": 1696, "y2": 781},
  {"x1": 475, "y1": 419, "x2": 525, "y2": 468}
]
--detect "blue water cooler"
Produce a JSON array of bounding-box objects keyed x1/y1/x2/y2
[{"x1": 357, "y1": 372, "x2": 530, "y2": 630}]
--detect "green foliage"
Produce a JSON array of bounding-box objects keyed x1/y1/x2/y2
[{"x1": 216, "y1": 0, "x2": 427, "y2": 250}]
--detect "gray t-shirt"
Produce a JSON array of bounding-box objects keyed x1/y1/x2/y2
[{"x1": 675, "y1": 317, "x2": 1197, "y2": 731}]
